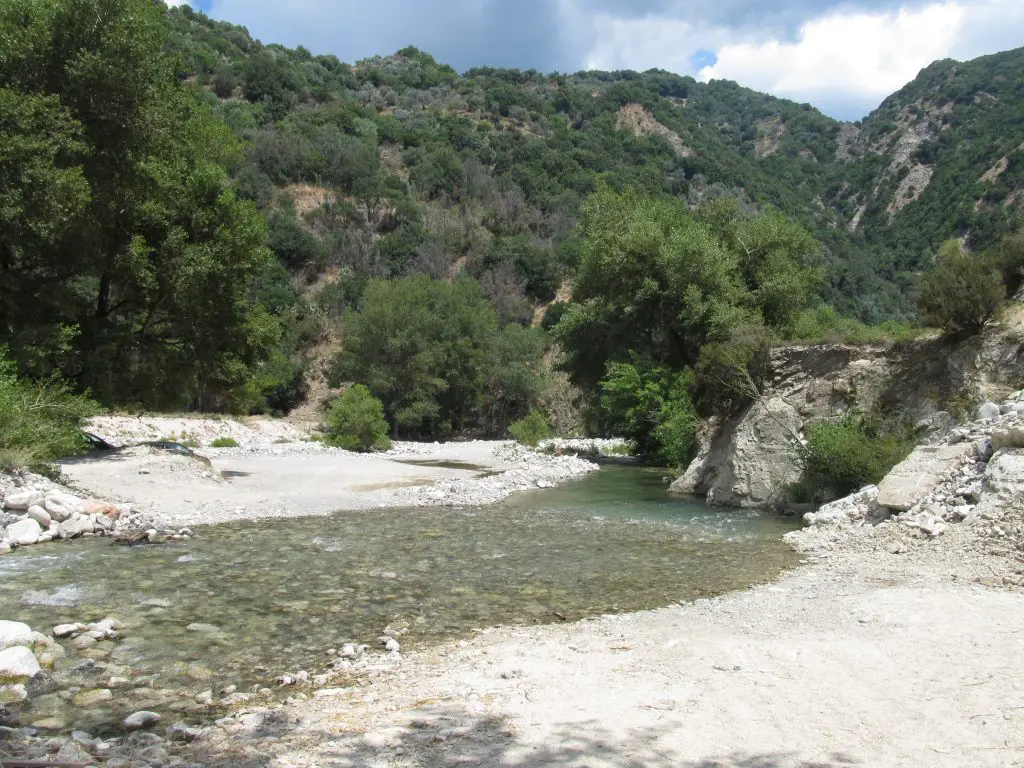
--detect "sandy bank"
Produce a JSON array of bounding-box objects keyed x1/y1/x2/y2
[{"x1": 58, "y1": 439, "x2": 598, "y2": 528}]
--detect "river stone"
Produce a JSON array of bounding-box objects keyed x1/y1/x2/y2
[
  {"x1": 976, "y1": 402, "x2": 1001, "y2": 421},
  {"x1": 25, "y1": 505, "x2": 51, "y2": 528},
  {"x1": 58, "y1": 514, "x2": 95, "y2": 539},
  {"x1": 73, "y1": 688, "x2": 113, "y2": 708},
  {"x1": 43, "y1": 498, "x2": 77, "y2": 523},
  {"x1": 0, "y1": 646, "x2": 41, "y2": 683},
  {"x1": 876, "y1": 443, "x2": 974, "y2": 511},
  {"x1": 974, "y1": 452, "x2": 1024, "y2": 521},
  {"x1": 0, "y1": 621, "x2": 34, "y2": 650},
  {"x1": 123, "y1": 710, "x2": 161, "y2": 730},
  {"x1": 5, "y1": 518, "x2": 42, "y2": 546},
  {"x1": 3, "y1": 490, "x2": 43, "y2": 511},
  {"x1": 991, "y1": 425, "x2": 1024, "y2": 451},
  {"x1": 803, "y1": 485, "x2": 889, "y2": 527},
  {"x1": 166, "y1": 722, "x2": 204, "y2": 742},
  {"x1": 53, "y1": 623, "x2": 85, "y2": 638},
  {"x1": 0, "y1": 684, "x2": 28, "y2": 704}
]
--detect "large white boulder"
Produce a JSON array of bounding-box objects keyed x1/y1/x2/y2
[
  {"x1": 705, "y1": 397, "x2": 804, "y2": 508},
  {"x1": 0, "y1": 646, "x2": 41, "y2": 683},
  {"x1": 26, "y1": 505, "x2": 51, "y2": 528},
  {"x1": 876, "y1": 443, "x2": 974, "y2": 511},
  {"x1": 0, "y1": 621, "x2": 34, "y2": 650},
  {"x1": 44, "y1": 497, "x2": 79, "y2": 523},
  {"x1": 2, "y1": 490, "x2": 43, "y2": 511},
  {"x1": 5, "y1": 518, "x2": 42, "y2": 546}
]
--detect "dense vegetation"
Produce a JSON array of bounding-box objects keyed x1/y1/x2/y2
[{"x1": 2, "y1": 0, "x2": 1023, "y2": 466}]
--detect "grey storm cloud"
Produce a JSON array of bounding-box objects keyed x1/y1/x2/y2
[
  {"x1": 206, "y1": 0, "x2": 573, "y2": 72},
  {"x1": 204, "y1": 0, "x2": 925, "y2": 72},
  {"x1": 575, "y1": 0, "x2": 932, "y2": 38}
]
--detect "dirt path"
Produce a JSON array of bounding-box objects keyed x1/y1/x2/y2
[{"x1": 185, "y1": 544, "x2": 1024, "y2": 768}]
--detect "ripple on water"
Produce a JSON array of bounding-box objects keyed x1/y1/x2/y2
[{"x1": 0, "y1": 466, "x2": 800, "y2": 732}]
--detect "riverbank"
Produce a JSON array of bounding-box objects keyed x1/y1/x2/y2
[
  {"x1": 54, "y1": 439, "x2": 598, "y2": 529},
  {"x1": 168, "y1": 520, "x2": 1023, "y2": 768}
]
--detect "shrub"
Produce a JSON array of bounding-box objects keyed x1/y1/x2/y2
[
  {"x1": 211, "y1": 437, "x2": 239, "y2": 448},
  {"x1": 325, "y1": 385, "x2": 392, "y2": 452},
  {"x1": 508, "y1": 410, "x2": 552, "y2": 447},
  {"x1": 918, "y1": 240, "x2": 1003, "y2": 335},
  {"x1": 0, "y1": 350, "x2": 99, "y2": 472},
  {"x1": 797, "y1": 414, "x2": 914, "y2": 501}
]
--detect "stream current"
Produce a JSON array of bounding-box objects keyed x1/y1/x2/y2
[{"x1": 0, "y1": 465, "x2": 800, "y2": 731}]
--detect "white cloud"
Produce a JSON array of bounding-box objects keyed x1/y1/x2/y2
[
  {"x1": 577, "y1": 0, "x2": 1024, "y2": 118},
  {"x1": 699, "y1": 3, "x2": 964, "y2": 101}
]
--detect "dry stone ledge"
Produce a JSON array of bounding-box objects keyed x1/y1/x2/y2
[{"x1": 876, "y1": 443, "x2": 974, "y2": 511}]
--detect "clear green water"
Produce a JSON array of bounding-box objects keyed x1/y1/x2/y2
[{"x1": 0, "y1": 466, "x2": 799, "y2": 731}]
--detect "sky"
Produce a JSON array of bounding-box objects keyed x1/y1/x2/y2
[{"x1": 168, "y1": 0, "x2": 1024, "y2": 120}]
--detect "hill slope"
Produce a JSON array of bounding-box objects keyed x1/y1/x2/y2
[{"x1": 165, "y1": 6, "x2": 1024, "y2": 327}]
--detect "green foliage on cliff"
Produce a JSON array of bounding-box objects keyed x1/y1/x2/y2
[
  {"x1": 796, "y1": 414, "x2": 915, "y2": 501},
  {"x1": 554, "y1": 187, "x2": 820, "y2": 392},
  {"x1": 918, "y1": 240, "x2": 1005, "y2": 335}
]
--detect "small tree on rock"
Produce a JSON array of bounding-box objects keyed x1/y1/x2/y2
[
  {"x1": 918, "y1": 240, "x2": 1003, "y2": 335},
  {"x1": 325, "y1": 385, "x2": 392, "y2": 452}
]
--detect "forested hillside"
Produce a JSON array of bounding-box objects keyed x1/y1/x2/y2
[{"x1": 2, "y1": 0, "x2": 1023, "y2": 454}]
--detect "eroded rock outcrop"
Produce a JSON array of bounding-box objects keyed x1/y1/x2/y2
[
  {"x1": 674, "y1": 329, "x2": 1024, "y2": 508},
  {"x1": 670, "y1": 397, "x2": 802, "y2": 508}
]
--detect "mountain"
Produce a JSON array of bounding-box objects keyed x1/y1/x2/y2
[
  {"x1": 164, "y1": 6, "x2": 1024, "y2": 326},
  {"x1": 834, "y1": 49, "x2": 1024, "y2": 271}
]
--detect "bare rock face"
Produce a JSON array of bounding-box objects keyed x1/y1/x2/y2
[
  {"x1": 876, "y1": 443, "x2": 975, "y2": 511},
  {"x1": 674, "y1": 397, "x2": 803, "y2": 508}
]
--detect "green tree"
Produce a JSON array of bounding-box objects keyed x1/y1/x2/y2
[
  {"x1": 0, "y1": 0, "x2": 281, "y2": 410},
  {"x1": 555, "y1": 186, "x2": 819, "y2": 391},
  {"x1": 325, "y1": 384, "x2": 392, "y2": 452},
  {"x1": 332, "y1": 276, "x2": 542, "y2": 438},
  {"x1": 508, "y1": 410, "x2": 552, "y2": 447},
  {"x1": 918, "y1": 239, "x2": 1004, "y2": 335},
  {"x1": 0, "y1": 348, "x2": 98, "y2": 472}
]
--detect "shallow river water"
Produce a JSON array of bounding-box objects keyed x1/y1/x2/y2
[{"x1": 0, "y1": 466, "x2": 800, "y2": 731}]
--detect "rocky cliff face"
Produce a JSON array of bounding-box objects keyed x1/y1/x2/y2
[{"x1": 672, "y1": 325, "x2": 1024, "y2": 508}]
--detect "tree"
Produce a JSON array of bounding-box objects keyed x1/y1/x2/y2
[
  {"x1": 325, "y1": 385, "x2": 391, "y2": 452},
  {"x1": 0, "y1": 0, "x2": 282, "y2": 410},
  {"x1": 918, "y1": 239, "x2": 1004, "y2": 335},
  {"x1": 554, "y1": 186, "x2": 820, "y2": 391},
  {"x1": 331, "y1": 276, "x2": 546, "y2": 438}
]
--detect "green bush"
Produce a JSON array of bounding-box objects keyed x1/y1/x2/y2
[
  {"x1": 325, "y1": 385, "x2": 392, "y2": 452},
  {"x1": 508, "y1": 410, "x2": 552, "y2": 447},
  {"x1": 786, "y1": 305, "x2": 921, "y2": 344},
  {"x1": 918, "y1": 240, "x2": 1004, "y2": 335},
  {"x1": 0, "y1": 350, "x2": 99, "y2": 472},
  {"x1": 211, "y1": 437, "x2": 239, "y2": 448},
  {"x1": 797, "y1": 414, "x2": 914, "y2": 501},
  {"x1": 596, "y1": 362, "x2": 698, "y2": 467}
]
